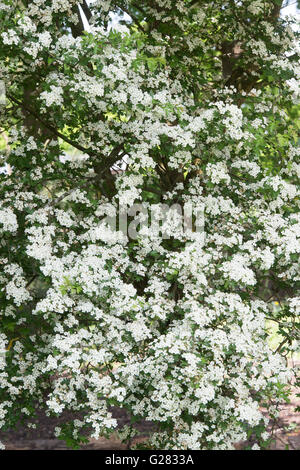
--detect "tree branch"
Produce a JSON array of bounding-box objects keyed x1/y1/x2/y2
[
  {"x1": 80, "y1": 0, "x2": 92, "y2": 23},
  {"x1": 8, "y1": 93, "x2": 99, "y2": 156}
]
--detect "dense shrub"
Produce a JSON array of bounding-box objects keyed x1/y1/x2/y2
[{"x1": 0, "y1": 0, "x2": 299, "y2": 449}]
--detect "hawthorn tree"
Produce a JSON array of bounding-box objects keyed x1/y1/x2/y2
[{"x1": 0, "y1": 0, "x2": 299, "y2": 450}]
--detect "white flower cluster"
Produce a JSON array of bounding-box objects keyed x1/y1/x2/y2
[
  {"x1": 206, "y1": 162, "x2": 230, "y2": 184},
  {"x1": 0, "y1": 0, "x2": 299, "y2": 451},
  {"x1": 0, "y1": 206, "x2": 18, "y2": 233},
  {"x1": 40, "y1": 85, "x2": 64, "y2": 107}
]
